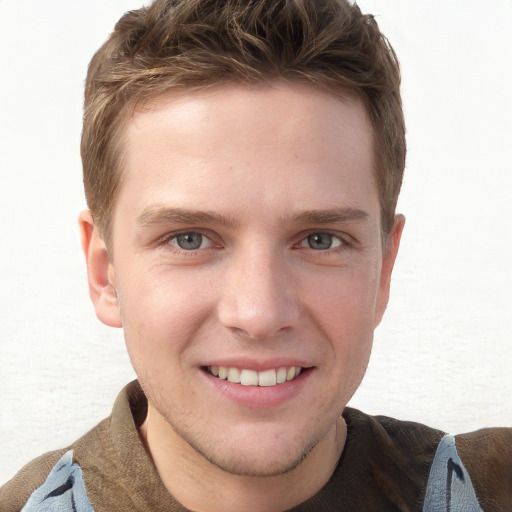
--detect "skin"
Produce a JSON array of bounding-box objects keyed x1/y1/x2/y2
[{"x1": 80, "y1": 83, "x2": 404, "y2": 512}]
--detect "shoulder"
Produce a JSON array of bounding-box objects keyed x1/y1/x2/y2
[
  {"x1": 0, "y1": 382, "x2": 149, "y2": 512},
  {"x1": 340, "y1": 409, "x2": 512, "y2": 511},
  {"x1": 456, "y1": 427, "x2": 512, "y2": 511},
  {"x1": 0, "y1": 417, "x2": 110, "y2": 512},
  {"x1": 0, "y1": 448, "x2": 69, "y2": 511}
]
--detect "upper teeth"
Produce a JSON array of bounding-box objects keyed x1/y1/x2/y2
[{"x1": 208, "y1": 366, "x2": 302, "y2": 386}]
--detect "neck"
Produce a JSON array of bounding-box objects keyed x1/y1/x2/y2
[{"x1": 139, "y1": 405, "x2": 346, "y2": 512}]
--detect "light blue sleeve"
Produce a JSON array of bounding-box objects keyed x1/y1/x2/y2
[
  {"x1": 21, "y1": 450, "x2": 94, "y2": 512},
  {"x1": 422, "y1": 434, "x2": 483, "y2": 512}
]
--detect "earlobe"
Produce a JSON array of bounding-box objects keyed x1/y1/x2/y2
[
  {"x1": 374, "y1": 214, "x2": 405, "y2": 327},
  {"x1": 79, "y1": 210, "x2": 122, "y2": 328}
]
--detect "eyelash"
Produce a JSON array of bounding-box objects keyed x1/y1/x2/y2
[{"x1": 159, "y1": 230, "x2": 352, "y2": 255}]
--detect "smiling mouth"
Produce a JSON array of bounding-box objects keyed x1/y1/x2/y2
[{"x1": 204, "y1": 366, "x2": 305, "y2": 387}]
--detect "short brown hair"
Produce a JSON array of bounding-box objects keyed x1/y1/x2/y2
[{"x1": 82, "y1": 0, "x2": 405, "y2": 246}]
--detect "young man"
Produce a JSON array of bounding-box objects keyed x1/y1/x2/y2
[{"x1": 1, "y1": 0, "x2": 510, "y2": 511}]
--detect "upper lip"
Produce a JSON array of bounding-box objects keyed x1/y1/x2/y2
[{"x1": 200, "y1": 359, "x2": 313, "y2": 372}]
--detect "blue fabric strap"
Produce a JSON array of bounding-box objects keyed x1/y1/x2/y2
[
  {"x1": 21, "y1": 450, "x2": 94, "y2": 512},
  {"x1": 422, "y1": 434, "x2": 483, "y2": 512}
]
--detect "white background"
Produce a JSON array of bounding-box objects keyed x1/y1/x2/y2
[{"x1": 1, "y1": 0, "x2": 511, "y2": 485}]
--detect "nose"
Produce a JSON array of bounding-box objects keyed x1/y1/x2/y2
[{"x1": 217, "y1": 246, "x2": 301, "y2": 340}]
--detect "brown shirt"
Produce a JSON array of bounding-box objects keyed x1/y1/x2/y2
[{"x1": 1, "y1": 381, "x2": 511, "y2": 511}]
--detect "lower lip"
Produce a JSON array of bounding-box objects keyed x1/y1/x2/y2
[{"x1": 201, "y1": 368, "x2": 313, "y2": 409}]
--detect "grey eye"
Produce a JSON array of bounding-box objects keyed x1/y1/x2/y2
[
  {"x1": 307, "y1": 233, "x2": 333, "y2": 250},
  {"x1": 298, "y1": 233, "x2": 344, "y2": 251},
  {"x1": 175, "y1": 232, "x2": 204, "y2": 250}
]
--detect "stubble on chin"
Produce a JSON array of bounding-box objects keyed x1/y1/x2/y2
[{"x1": 143, "y1": 386, "x2": 327, "y2": 479}]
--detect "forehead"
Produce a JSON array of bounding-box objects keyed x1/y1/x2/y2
[
  {"x1": 129, "y1": 83, "x2": 372, "y2": 161},
  {"x1": 116, "y1": 83, "x2": 378, "y2": 227}
]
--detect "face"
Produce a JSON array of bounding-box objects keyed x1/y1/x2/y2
[{"x1": 85, "y1": 83, "x2": 403, "y2": 477}]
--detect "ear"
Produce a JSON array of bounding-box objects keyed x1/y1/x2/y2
[
  {"x1": 79, "y1": 210, "x2": 122, "y2": 328},
  {"x1": 374, "y1": 214, "x2": 405, "y2": 327}
]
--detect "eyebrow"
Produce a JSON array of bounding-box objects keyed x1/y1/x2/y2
[
  {"x1": 137, "y1": 205, "x2": 368, "y2": 228},
  {"x1": 289, "y1": 208, "x2": 369, "y2": 225},
  {"x1": 136, "y1": 206, "x2": 242, "y2": 227}
]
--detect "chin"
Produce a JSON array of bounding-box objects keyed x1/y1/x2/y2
[
  {"x1": 167, "y1": 414, "x2": 324, "y2": 478},
  {"x1": 193, "y1": 438, "x2": 314, "y2": 478}
]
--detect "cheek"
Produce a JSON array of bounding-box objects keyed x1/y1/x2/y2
[
  {"x1": 301, "y1": 266, "x2": 378, "y2": 387},
  {"x1": 303, "y1": 264, "x2": 381, "y2": 334},
  {"x1": 117, "y1": 267, "x2": 216, "y2": 361}
]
